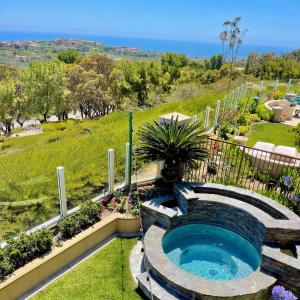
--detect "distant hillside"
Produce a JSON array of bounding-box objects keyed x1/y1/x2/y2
[{"x1": 0, "y1": 38, "x2": 161, "y2": 67}]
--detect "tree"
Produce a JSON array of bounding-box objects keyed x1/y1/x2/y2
[
  {"x1": 161, "y1": 52, "x2": 188, "y2": 86},
  {"x1": 14, "y1": 76, "x2": 30, "y2": 127},
  {"x1": 136, "y1": 118, "x2": 208, "y2": 182},
  {"x1": 24, "y1": 60, "x2": 67, "y2": 122},
  {"x1": 210, "y1": 54, "x2": 223, "y2": 70},
  {"x1": 0, "y1": 79, "x2": 16, "y2": 135},
  {"x1": 57, "y1": 49, "x2": 81, "y2": 64},
  {"x1": 219, "y1": 17, "x2": 247, "y2": 82}
]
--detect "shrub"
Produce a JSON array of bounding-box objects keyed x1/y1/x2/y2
[
  {"x1": 245, "y1": 113, "x2": 260, "y2": 123},
  {"x1": 274, "y1": 89, "x2": 286, "y2": 100},
  {"x1": 5, "y1": 230, "x2": 53, "y2": 269},
  {"x1": 236, "y1": 125, "x2": 250, "y2": 136},
  {"x1": 236, "y1": 114, "x2": 248, "y2": 126},
  {"x1": 257, "y1": 104, "x2": 274, "y2": 121},
  {"x1": 220, "y1": 123, "x2": 235, "y2": 140},
  {"x1": 58, "y1": 200, "x2": 101, "y2": 239},
  {"x1": 80, "y1": 200, "x2": 101, "y2": 224},
  {"x1": 292, "y1": 123, "x2": 300, "y2": 147},
  {"x1": 0, "y1": 250, "x2": 13, "y2": 280},
  {"x1": 58, "y1": 215, "x2": 81, "y2": 239},
  {"x1": 0, "y1": 229, "x2": 53, "y2": 281}
]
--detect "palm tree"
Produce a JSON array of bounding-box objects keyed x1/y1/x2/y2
[{"x1": 136, "y1": 117, "x2": 209, "y2": 182}]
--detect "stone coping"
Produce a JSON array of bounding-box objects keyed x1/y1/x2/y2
[
  {"x1": 142, "y1": 194, "x2": 183, "y2": 217},
  {"x1": 144, "y1": 224, "x2": 276, "y2": 298},
  {"x1": 262, "y1": 246, "x2": 300, "y2": 270},
  {"x1": 175, "y1": 182, "x2": 300, "y2": 221},
  {"x1": 192, "y1": 193, "x2": 300, "y2": 234}
]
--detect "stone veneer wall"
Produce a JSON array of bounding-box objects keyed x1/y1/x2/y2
[
  {"x1": 185, "y1": 185, "x2": 289, "y2": 220},
  {"x1": 262, "y1": 253, "x2": 300, "y2": 297},
  {"x1": 171, "y1": 200, "x2": 265, "y2": 253},
  {"x1": 141, "y1": 203, "x2": 174, "y2": 232}
]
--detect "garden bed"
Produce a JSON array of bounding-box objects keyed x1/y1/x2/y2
[{"x1": 0, "y1": 213, "x2": 140, "y2": 300}]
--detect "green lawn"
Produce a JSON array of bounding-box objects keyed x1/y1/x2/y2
[
  {"x1": 247, "y1": 122, "x2": 299, "y2": 151},
  {"x1": 32, "y1": 238, "x2": 142, "y2": 300},
  {"x1": 0, "y1": 88, "x2": 221, "y2": 238}
]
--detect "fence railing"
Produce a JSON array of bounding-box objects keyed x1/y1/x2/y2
[{"x1": 184, "y1": 138, "x2": 300, "y2": 206}]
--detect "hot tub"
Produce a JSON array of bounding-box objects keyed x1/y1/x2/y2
[{"x1": 163, "y1": 224, "x2": 261, "y2": 281}]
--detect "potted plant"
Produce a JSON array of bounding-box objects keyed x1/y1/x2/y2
[{"x1": 136, "y1": 117, "x2": 208, "y2": 183}]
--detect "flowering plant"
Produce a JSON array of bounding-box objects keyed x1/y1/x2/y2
[{"x1": 272, "y1": 285, "x2": 297, "y2": 300}]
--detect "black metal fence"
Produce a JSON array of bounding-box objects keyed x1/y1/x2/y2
[{"x1": 184, "y1": 138, "x2": 300, "y2": 209}]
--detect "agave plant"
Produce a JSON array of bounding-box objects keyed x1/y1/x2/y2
[{"x1": 136, "y1": 117, "x2": 208, "y2": 182}]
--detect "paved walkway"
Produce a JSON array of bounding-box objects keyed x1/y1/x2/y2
[{"x1": 283, "y1": 116, "x2": 300, "y2": 126}]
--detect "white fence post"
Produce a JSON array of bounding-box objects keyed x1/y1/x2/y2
[
  {"x1": 204, "y1": 106, "x2": 210, "y2": 129},
  {"x1": 108, "y1": 149, "x2": 114, "y2": 193},
  {"x1": 125, "y1": 143, "x2": 130, "y2": 186},
  {"x1": 259, "y1": 81, "x2": 264, "y2": 96},
  {"x1": 222, "y1": 95, "x2": 227, "y2": 114},
  {"x1": 57, "y1": 166, "x2": 67, "y2": 217},
  {"x1": 192, "y1": 115, "x2": 197, "y2": 123},
  {"x1": 234, "y1": 90, "x2": 238, "y2": 108},
  {"x1": 274, "y1": 79, "x2": 278, "y2": 90},
  {"x1": 288, "y1": 79, "x2": 292, "y2": 91},
  {"x1": 237, "y1": 86, "x2": 241, "y2": 99},
  {"x1": 214, "y1": 100, "x2": 221, "y2": 127}
]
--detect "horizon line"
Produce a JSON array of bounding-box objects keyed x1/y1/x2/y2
[{"x1": 0, "y1": 29, "x2": 298, "y2": 50}]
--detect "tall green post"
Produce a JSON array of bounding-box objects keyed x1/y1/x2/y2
[{"x1": 128, "y1": 111, "x2": 133, "y2": 190}]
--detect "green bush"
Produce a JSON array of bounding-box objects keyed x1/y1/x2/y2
[
  {"x1": 257, "y1": 104, "x2": 274, "y2": 121},
  {"x1": 220, "y1": 123, "x2": 235, "y2": 140},
  {"x1": 292, "y1": 123, "x2": 300, "y2": 147},
  {"x1": 236, "y1": 114, "x2": 248, "y2": 126},
  {"x1": 236, "y1": 125, "x2": 250, "y2": 136},
  {"x1": 58, "y1": 216, "x2": 81, "y2": 239},
  {"x1": 274, "y1": 89, "x2": 286, "y2": 100},
  {"x1": 0, "y1": 229, "x2": 53, "y2": 281},
  {"x1": 245, "y1": 113, "x2": 260, "y2": 123},
  {"x1": 0, "y1": 250, "x2": 13, "y2": 280},
  {"x1": 58, "y1": 200, "x2": 101, "y2": 239}
]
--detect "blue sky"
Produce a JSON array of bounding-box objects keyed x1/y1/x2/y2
[{"x1": 0, "y1": 0, "x2": 299, "y2": 47}]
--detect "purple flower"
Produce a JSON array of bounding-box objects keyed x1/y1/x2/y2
[
  {"x1": 284, "y1": 176, "x2": 292, "y2": 187},
  {"x1": 272, "y1": 285, "x2": 297, "y2": 300},
  {"x1": 292, "y1": 194, "x2": 300, "y2": 202},
  {"x1": 127, "y1": 193, "x2": 132, "y2": 203}
]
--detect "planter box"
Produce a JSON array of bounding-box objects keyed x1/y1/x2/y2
[{"x1": 0, "y1": 213, "x2": 140, "y2": 300}]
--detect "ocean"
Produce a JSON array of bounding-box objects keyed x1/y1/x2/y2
[{"x1": 0, "y1": 30, "x2": 297, "y2": 58}]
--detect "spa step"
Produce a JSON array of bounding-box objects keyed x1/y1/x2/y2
[{"x1": 137, "y1": 271, "x2": 190, "y2": 300}]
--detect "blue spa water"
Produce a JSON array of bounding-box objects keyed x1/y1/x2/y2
[
  {"x1": 162, "y1": 224, "x2": 261, "y2": 281},
  {"x1": 291, "y1": 95, "x2": 300, "y2": 105}
]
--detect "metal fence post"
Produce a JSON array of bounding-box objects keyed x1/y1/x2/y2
[
  {"x1": 128, "y1": 111, "x2": 133, "y2": 190},
  {"x1": 57, "y1": 166, "x2": 67, "y2": 217},
  {"x1": 108, "y1": 149, "x2": 114, "y2": 193},
  {"x1": 125, "y1": 143, "x2": 130, "y2": 186},
  {"x1": 214, "y1": 100, "x2": 221, "y2": 127},
  {"x1": 204, "y1": 106, "x2": 210, "y2": 129}
]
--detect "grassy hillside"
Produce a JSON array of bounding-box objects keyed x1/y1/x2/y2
[{"x1": 0, "y1": 89, "x2": 220, "y2": 238}]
